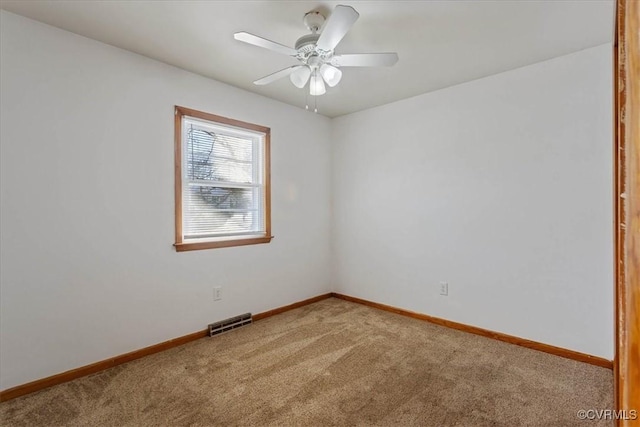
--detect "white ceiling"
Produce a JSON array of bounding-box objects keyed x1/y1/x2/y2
[{"x1": 1, "y1": 1, "x2": 613, "y2": 118}]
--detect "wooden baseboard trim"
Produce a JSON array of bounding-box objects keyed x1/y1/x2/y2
[
  {"x1": 331, "y1": 292, "x2": 613, "y2": 370},
  {"x1": 0, "y1": 293, "x2": 332, "y2": 402},
  {"x1": 0, "y1": 328, "x2": 208, "y2": 403},
  {"x1": 3, "y1": 292, "x2": 606, "y2": 402},
  {"x1": 253, "y1": 293, "x2": 333, "y2": 321}
]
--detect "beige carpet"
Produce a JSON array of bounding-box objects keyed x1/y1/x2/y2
[{"x1": 0, "y1": 298, "x2": 613, "y2": 426}]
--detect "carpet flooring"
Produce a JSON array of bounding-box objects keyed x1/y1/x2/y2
[{"x1": 0, "y1": 298, "x2": 613, "y2": 426}]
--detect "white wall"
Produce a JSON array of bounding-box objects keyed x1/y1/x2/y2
[
  {"x1": 0, "y1": 9, "x2": 614, "y2": 391},
  {"x1": 332, "y1": 44, "x2": 613, "y2": 359},
  {"x1": 0, "y1": 11, "x2": 332, "y2": 390}
]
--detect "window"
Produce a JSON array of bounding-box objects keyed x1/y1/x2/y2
[{"x1": 174, "y1": 106, "x2": 271, "y2": 251}]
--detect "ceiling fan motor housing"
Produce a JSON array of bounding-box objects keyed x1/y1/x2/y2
[{"x1": 295, "y1": 33, "x2": 320, "y2": 55}]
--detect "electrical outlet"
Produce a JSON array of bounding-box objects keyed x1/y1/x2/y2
[
  {"x1": 213, "y1": 287, "x2": 222, "y2": 301},
  {"x1": 439, "y1": 282, "x2": 448, "y2": 296}
]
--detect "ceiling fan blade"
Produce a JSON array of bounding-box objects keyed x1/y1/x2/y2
[
  {"x1": 316, "y1": 5, "x2": 359, "y2": 52},
  {"x1": 331, "y1": 53, "x2": 399, "y2": 67},
  {"x1": 234, "y1": 32, "x2": 298, "y2": 56},
  {"x1": 254, "y1": 66, "x2": 303, "y2": 86}
]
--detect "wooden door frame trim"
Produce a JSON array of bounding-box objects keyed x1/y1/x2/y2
[{"x1": 614, "y1": 0, "x2": 640, "y2": 424}]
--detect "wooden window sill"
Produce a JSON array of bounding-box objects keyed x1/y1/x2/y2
[{"x1": 174, "y1": 236, "x2": 273, "y2": 252}]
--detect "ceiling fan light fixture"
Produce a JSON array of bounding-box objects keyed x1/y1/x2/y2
[
  {"x1": 310, "y1": 71, "x2": 326, "y2": 96},
  {"x1": 290, "y1": 66, "x2": 311, "y2": 88},
  {"x1": 320, "y1": 64, "x2": 342, "y2": 87}
]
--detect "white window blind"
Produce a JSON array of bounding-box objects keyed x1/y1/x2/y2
[{"x1": 182, "y1": 116, "x2": 266, "y2": 241}]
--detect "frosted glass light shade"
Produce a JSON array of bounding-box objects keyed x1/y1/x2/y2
[
  {"x1": 310, "y1": 72, "x2": 326, "y2": 96},
  {"x1": 290, "y1": 66, "x2": 311, "y2": 88},
  {"x1": 320, "y1": 64, "x2": 342, "y2": 87}
]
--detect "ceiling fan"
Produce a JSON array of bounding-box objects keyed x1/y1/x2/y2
[{"x1": 234, "y1": 5, "x2": 398, "y2": 96}]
